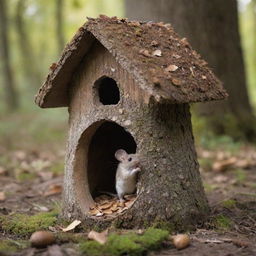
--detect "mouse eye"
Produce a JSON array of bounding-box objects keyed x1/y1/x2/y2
[{"x1": 128, "y1": 157, "x2": 132, "y2": 162}]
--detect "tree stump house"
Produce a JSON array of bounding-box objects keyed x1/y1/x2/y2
[{"x1": 35, "y1": 16, "x2": 227, "y2": 229}]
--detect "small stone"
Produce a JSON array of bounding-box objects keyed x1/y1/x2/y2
[
  {"x1": 139, "y1": 49, "x2": 151, "y2": 57},
  {"x1": 152, "y1": 49, "x2": 162, "y2": 57},
  {"x1": 112, "y1": 116, "x2": 118, "y2": 121},
  {"x1": 171, "y1": 234, "x2": 190, "y2": 250},
  {"x1": 119, "y1": 109, "x2": 124, "y2": 114},
  {"x1": 124, "y1": 120, "x2": 132, "y2": 126},
  {"x1": 150, "y1": 40, "x2": 159, "y2": 47},
  {"x1": 110, "y1": 68, "x2": 115, "y2": 72},
  {"x1": 30, "y1": 231, "x2": 55, "y2": 248}
]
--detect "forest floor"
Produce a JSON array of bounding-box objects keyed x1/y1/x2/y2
[{"x1": 0, "y1": 130, "x2": 256, "y2": 255}]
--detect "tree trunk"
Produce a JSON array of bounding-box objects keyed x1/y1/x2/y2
[
  {"x1": 125, "y1": 0, "x2": 256, "y2": 140},
  {"x1": 56, "y1": 0, "x2": 65, "y2": 54},
  {"x1": 15, "y1": 0, "x2": 41, "y2": 88},
  {"x1": 0, "y1": 0, "x2": 19, "y2": 110}
]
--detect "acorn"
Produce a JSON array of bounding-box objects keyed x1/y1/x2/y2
[
  {"x1": 30, "y1": 231, "x2": 55, "y2": 248},
  {"x1": 171, "y1": 234, "x2": 190, "y2": 250}
]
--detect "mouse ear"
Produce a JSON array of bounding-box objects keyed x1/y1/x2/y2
[{"x1": 115, "y1": 149, "x2": 128, "y2": 162}]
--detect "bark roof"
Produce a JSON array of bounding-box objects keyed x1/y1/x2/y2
[{"x1": 35, "y1": 15, "x2": 228, "y2": 108}]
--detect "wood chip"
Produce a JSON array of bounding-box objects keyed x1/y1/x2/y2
[
  {"x1": 88, "y1": 230, "x2": 108, "y2": 245},
  {"x1": 61, "y1": 220, "x2": 81, "y2": 232}
]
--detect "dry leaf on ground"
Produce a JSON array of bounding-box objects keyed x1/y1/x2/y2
[
  {"x1": 0, "y1": 191, "x2": 6, "y2": 201},
  {"x1": 44, "y1": 184, "x2": 62, "y2": 196},
  {"x1": 88, "y1": 194, "x2": 136, "y2": 217},
  {"x1": 165, "y1": 64, "x2": 178, "y2": 72},
  {"x1": 212, "y1": 157, "x2": 237, "y2": 172},
  {"x1": 88, "y1": 230, "x2": 108, "y2": 245},
  {"x1": 61, "y1": 220, "x2": 81, "y2": 232}
]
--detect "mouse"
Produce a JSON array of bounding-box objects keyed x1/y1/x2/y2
[{"x1": 115, "y1": 149, "x2": 141, "y2": 202}]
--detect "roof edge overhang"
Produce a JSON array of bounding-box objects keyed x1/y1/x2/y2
[{"x1": 35, "y1": 17, "x2": 228, "y2": 108}]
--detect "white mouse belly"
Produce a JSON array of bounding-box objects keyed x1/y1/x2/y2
[{"x1": 116, "y1": 177, "x2": 136, "y2": 195}]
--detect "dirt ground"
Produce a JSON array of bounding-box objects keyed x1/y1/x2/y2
[{"x1": 0, "y1": 144, "x2": 256, "y2": 256}]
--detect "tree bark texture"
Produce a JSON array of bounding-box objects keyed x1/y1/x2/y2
[
  {"x1": 15, "y1": 0, "x2": 41, "y2": 88},
  {"x1": 56, "y1": 0, "x2": 65, "y2": 54},
  {"x1": 0, "y1": 0, "x2": 18, "y2": 110},
  {"x1": 125, "y1": 0, "x2": 256, "y2": 139},
  {"x1": 61, "y1": 43, "x2": 209, "y2": 230}
]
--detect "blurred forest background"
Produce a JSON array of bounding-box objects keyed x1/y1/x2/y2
[{"x1": 0, "y1": 0, "x2": 256, "y2": 152}]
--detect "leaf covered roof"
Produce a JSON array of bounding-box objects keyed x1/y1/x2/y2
[{"x1": 35, "y1": 15, "x2": 227, "y2": 108}]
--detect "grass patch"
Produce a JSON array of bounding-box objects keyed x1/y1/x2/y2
[
  {"x1": 234, "y1": 169, "x2": 246, "y2": 184},
  {"x1": 214, "y1": 215, "x2": 233, "y2": 230},
  {"x1": 221, "y1": 199, "x2": 236, "y2": 208},
  {"x1": 203, "y1": 183, "x2": 217, "y2": 193},
  {"x1": 79, "y1": 228, "x2": 169, "y2": 256},
  {"x1": 0, "y1": 211, "x2": 58, "y2": 237},
  {"x1": 0, "y1": 239, "x2": 28, "y2": 253}
]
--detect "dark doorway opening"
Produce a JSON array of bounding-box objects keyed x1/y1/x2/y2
[
  {"x1": 87, "y1": 121, "x2": 137, "y2": 198},
  {"x1": 95, "y1": 77, "x2": 120, "y2": 105}
]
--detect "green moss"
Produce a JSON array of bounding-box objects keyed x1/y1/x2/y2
[
  {"x1": 79, "y1": 228, "x2": 169, "y2": 256},
  {"x1": 234, "y1": 169, "x2": 246, "y2": 184},
  {"x1": 221, "y1": 199, "x2": 236, "y2": 208},
  {"x1": 0, "y1": 211, "x2": 58, "y2": 236},
  {"x1": 0, "y1": 239, "x2": 28, "y2": 254},
  {"x1": 214, "y1": 215, "x2": 233, "y2": 230},
  {"x1": 50, "y1": 162, "x2": 64, "y2": 175},
  {"x1": 203, "y1": 183, "x2": 217, "y2": 192},
  {"x1": 16, "y1": 172, "x2": 37, "y2": 182},
  {"x1": 198, "y1": 158, "x2": 213, "y2": 171}
]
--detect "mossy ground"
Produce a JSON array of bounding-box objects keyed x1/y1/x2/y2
[
  {"x1": 79, "y1": 228, "x2": 169, "y2": 256},
  {"x1": 0, "y1": 211, "x2": 58, "y2": 237},
  {"x1": 0, "y1": 239, "x2": 28, "y2": 254},
  {"x1": 214, "y1": 215, "x2": 233, "y2": 230}
]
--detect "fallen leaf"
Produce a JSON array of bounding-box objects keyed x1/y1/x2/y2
[
  {"x1": 0, "y1": 167, "x2": 7, "y2": 176},
  {"x1": 213, "y1": 175, "x2": 228, "y2": 183},
  {"x1": 139, "y1": 49, "x2": 151, "y2": 57},
  {"x1": 171, "y1": 78, "x2": 183, "y2": 86},
  {"x1": 61, "y1": 220, "x2": 81, "y2": 232},
  {"x1": 165, "y1": 65, "x2": 178, "y2": 72},
  {"x1": 173, "y1": 54, "x2": 181, "y2": 59},
  {"x1": 152, "y1": 49, "x2": 162, "y2": 57},
  {"x1": 89, "y1": 208, "x2": 101, "y2": 215},
  {"x1": 231, "y1": 239, "x2": 250, "y2": 247},
  {"x1": 44, "y1": 184, "x2": 62, "y2": 196},
  {"x1": 0, "y1": 191, "x2": 6, "y2": 201},
  {"x1": 212, "y1": 157, "x2": 237, "y2": 172},
  {"x1": 102, "y1": 209, "x2": 113, "y2": 215},
  {"x1": 88, "y1": 230, "x2": 108, "y2": 245},
  {"x1": 99, "y1": 202, "x2": 113, "y2": 210}
]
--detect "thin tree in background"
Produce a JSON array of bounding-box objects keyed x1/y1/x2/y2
[
  {"x1": 56, "y1": 0, "x2": 65, "y2": 53},
  {"x1": 125, "y1": 0, "x2": 256, "y2": 140},
  {"x1": 15, "y1": 0, "x2": 41, "y2": 88},
  {"x1": 250, "y1": 0, "x2": 256, "y2": 67},
  {"x1": 0, "y1": 0, "x2": 19, "y2": 110}
]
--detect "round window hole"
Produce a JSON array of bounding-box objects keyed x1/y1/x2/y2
[{"x1": 95, "y1": 77, "x2": 120, "y2": 105}]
